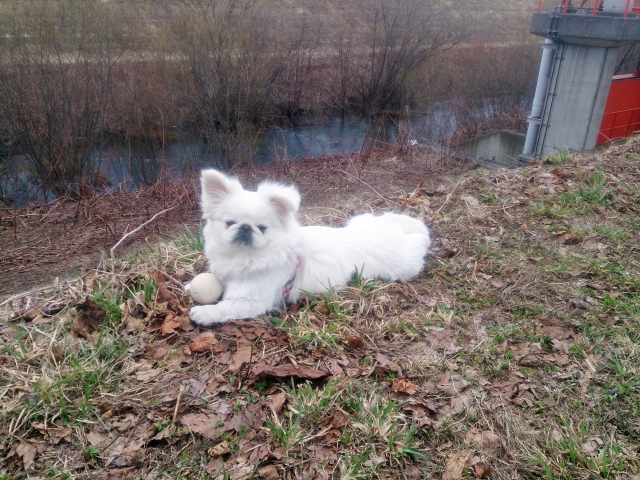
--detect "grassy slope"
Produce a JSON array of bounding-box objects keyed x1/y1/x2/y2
[{"x1": 1, "y1": 138, "x2": 640, "y2": 479}]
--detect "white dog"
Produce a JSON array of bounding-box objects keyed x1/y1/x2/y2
[{"x1": 189, "y1": 170, "x2": 431, "y2": 326}]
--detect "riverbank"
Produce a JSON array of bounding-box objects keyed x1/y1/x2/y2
[{"x1": 0, "y1": 147, "x2": 473, "y2": 298}]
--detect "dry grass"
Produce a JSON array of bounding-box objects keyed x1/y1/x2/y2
[{"x1": 2, "y1": 138, "x2": 640, "y2": 479}]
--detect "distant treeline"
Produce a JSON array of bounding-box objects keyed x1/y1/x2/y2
[{"x1": 0, "y1": 0, "x2": 541, "y2": 200}]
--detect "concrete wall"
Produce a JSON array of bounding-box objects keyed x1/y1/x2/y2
[
  {"x1": 530, "y1": 13, "x2": 640, "y2": 47},
  {"x1": 456, "y1": 130, "x2": 526, "y2": 167},
  {"x1": 535, "y1": 43, "x2": 619, "y2": 157}
]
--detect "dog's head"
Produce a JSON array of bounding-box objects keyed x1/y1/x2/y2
[{"x1": 200, "y1": 170, "x2": 300, "y2": 249}]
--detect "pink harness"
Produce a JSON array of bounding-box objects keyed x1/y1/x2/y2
[{"x1": 282, "y1": 256, "x2": 300, "y2": 302}]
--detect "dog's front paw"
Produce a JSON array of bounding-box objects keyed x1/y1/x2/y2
[
  {"x1": 189, "y1": 306, "x2": 209, "y2": 326},
  {"x1": 189, "y1": 305, "x2": 224, "y2": 327}
]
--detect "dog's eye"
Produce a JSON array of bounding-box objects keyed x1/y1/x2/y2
[
  {"x1": 257, "y1": 225, "x2": 267, "y2": 233},
  {"x1": 225, "y1": 220, "x2": 236, "y2": 227}
]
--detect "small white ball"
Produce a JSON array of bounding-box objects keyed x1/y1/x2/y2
[{"x1": 188, "y1": 273, "x2": 223, "y2": 304}]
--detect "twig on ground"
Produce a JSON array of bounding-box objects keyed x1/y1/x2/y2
[
  {"x1": 94, "y1": 409, "x2": 111, "y2": 434},
  {"x1": 172, "y1": 386, "x2": 185, "y2": 426},
  {"x1": 0, "y1": 283, "x2": 68, "y2": 308},
  {"x1": 335, "y1": 168, "x2": 391, "y2": 205},
  {"x1": 434, "y1": 177, "x2": 465, "y2": 215},
  {"x1": 110, "y1": 207, "x2": 175, "y2": 260}
]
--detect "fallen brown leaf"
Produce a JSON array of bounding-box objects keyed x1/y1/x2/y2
[
  {"x1": 405, "y1": 465, "x2": 423, "y2": 480},
  {"x1": 181, "y1": 413, "x2": 224, "y2": 440},
  {"x1": 155, "y1": 270, "x2": 172, "y2": 301},
  {"x1": 15, "y1": 441, "x2": 37, "y2": 470},
  {"x1": 190, "y1": 332, "x2": 226, "y2": 353},
  {"x1": 135, "y1": 368, "x2": 162, "y2": 382},
  {"x1": 424, "y1": 328, "x2": 459, "y2": 351},
  {"x1": 465, "y1": 429, "x2": 502, "y2": 454},
  {"x1": 209, "y1": 399, "x2": 234, "y2": 420},
  {"x1": 32, "y1": 423, "x2": 72, "y2": 445},
  {"x1": 443, "y1": 450, "x2": 475, "y2": 480},
  {"x1": 207, "y1": 441, "x2": 229, "y2": 457},
  {"x1": 252, "y1": 364, "x2": 330, "y2": 379},
  {"x1": 320, "y1": 412, "x2": 350, "y2": 429},
  {"x1": 75, "y1": 296, "x2": 106, "y2": 326},
  {"x1": 228, "y1": 341, "x2": 253, "y2": 373},
  {"x1": 288, "y1": 303, "x2": 300, "y2": 313},
  {"x1": 320, "y1": 428, "x2": 342, "y2": 445},
  {"x1": 258, "y1": 465, "x2": 280, "y2": 480},
  {"x1": 226, "y1": 402, "x2": 265, "y2": 432},
  {"x1": 346, "y1": 335, "x2": 366, "y2": 350},
  {"x1": 391, "y1": 378, "x2": 417, "y2": 395},
  {"x1": 561, "y1": 232, "x2": 581, "y2": 245},
  {"x1": 206, "y1": 374, "x2": 234, "y2": 395},
  {"x1": 86, "y1": 429, "x2": 109, "y2": 447},
  {"x1": 586, "y1": 281, "x2": 610, "y2": 291},
  {"x1": 314, "y1": 300, "x2": 330, "y2": 315},
  {"x1": 143, "y1": 340, "x2": 173, "y2": 360},
  {"x1": 582, "y1": 437, "x2": 604, "y2": 454},
  {"x1": 206, "y1": 457, "x2": 224, "y2": 476},
  {"x1": 450, "y1": 393, "x2": 472, "y2": 414},
  {"x1": 161, "y1": 314, "x2": 182, "y2": 336},
  {"x1": 306, "y1": 447, "x2": 336, "y2": 472},
  {"x1": 151, "y1": 426, "x2": 174, "y2": 441},
  {"x1": 472, "y1": 463, "x2": 493, "y2": 478},
  {"x1": 437, "y1": 247, "x2": 458, "y2": 259},
  {"x1": 22, "y1": 299, "x2": 66, "y2": 321},
  {"x1": 436, "y1": 373, "x2": 470, "y2": 395},
  {"x1": 404, "y1": 400, "x2": 438, "y2": 417},
  {"x1": 417, "y1": 295, "x2": 438, "y2": 307},
  {"x1": 376, "y1": 353, "x2": 402, "y2": 375},
  {"x1": 313, "y1": 347, "x2": 328, "y2": 358},
  {"x1": 266, "y1": 392, "x2": 287, "y2": 415},
  {"x1": 71, "y1": 296, "x2": 106, "y2": 337}
]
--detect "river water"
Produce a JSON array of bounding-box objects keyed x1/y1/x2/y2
[{"x1": 1, "y1": 111, "x2": 457, "y2": 206}]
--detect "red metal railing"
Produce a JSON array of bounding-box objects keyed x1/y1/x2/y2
[
  {"x1": 598, "y1": 107, "x2": 640, "y2": 143},
  {"x1": 592, "y1": 1, "x2": 602, "y2": 15},
  {"x1": 537, "y1": 0, "x2": 639, "y2": 16},
  {"x1": 597, "y1": 75, "x2": 640, "y2": 144}
]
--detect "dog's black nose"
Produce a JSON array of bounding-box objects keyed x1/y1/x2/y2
[{"x1": 233, "y1": 224, "x2": 254, "y2": 246}]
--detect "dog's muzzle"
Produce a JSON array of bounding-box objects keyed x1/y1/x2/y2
[{"x1": 233, "y1": 224, "x2": 253, "y2": 246}]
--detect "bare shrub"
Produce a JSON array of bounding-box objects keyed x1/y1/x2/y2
[
  {"x1": 0, "y1": 0, "x2": 129, "y2": 200},
  {"x1": 0, "y1": 0, "x2": 546, "y2": 200},
  {"x1": 334, "y1": 0, "x2": 464, "y2": 114},
  {"x1": 276, "y1": 14, "x2": 324, "y2": 120},
  {"x1": 169, "y1": 0, "x2": 297, "y2": 169},
  {"x1": 421, "y1": 39, "x2": 540, "y2": 142},
  {"x1": 109, "y1": 53, "x2": 191, "y2": 187}
]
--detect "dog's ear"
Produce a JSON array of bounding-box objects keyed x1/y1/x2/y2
[
  {"x1": 200, "y1": 169, "x2": 242, "y2": 217},
  {"x1": 257, "y1": 182, "x2": 300, "y2": 218}
]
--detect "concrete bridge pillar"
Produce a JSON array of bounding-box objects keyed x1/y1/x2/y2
[
  {"x1": 536, "y1": 43, "x2": 619, "y2": 156},
  {"x1": 523, "y1": 11, "x2": 640, "y2": 159}
]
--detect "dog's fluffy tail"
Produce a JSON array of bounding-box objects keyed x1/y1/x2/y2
[
  {"x1": 347, "y1": 212, "x2": 429, "y2": 235},
  {"x1": 346, "y1": 213, "x2": 431, "y2": 279}
]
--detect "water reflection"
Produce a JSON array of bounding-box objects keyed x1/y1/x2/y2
[{"x1": 1, "y1": 111, "x2": 457, "y2": 206}]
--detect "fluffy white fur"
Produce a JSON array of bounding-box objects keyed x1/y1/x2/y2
[{"x1": 189, "y1": 170, "x2": 431, "y2": 326}]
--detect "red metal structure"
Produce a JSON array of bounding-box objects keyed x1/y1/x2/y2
[
  {"x1": 533, "y1": 2, "x2": 640, "y2": 145},
  {"x1": 597, "y1": 74, "x2": 640, "y2": 144},
  {"x1": 538, "y1": 0, "x2": 638, "y2": 16}
]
